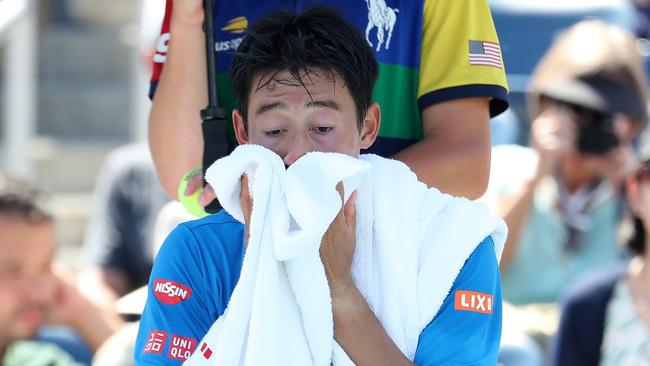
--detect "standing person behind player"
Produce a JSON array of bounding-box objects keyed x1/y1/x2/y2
[
  {"x1": 148, "y1": 0, "x2": 508, "y2": 206},
  {"x1": 135, "y1": 7, "x2": 503, "y2": 365}
]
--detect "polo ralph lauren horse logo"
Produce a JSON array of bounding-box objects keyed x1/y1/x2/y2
[{"x1": 364, "y1": 0, "x2": 399, "y2": 52}]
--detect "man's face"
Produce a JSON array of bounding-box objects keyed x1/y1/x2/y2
[
  {"x1": 0, "y1": 215, "x2": 56, "y2": 342},
  {"x1": 233, "y1": 70, "x2": 380, "y2": 166}
]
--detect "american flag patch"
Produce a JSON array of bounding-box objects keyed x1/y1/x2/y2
[{"x1": 468, "y1": 40, "x2": 502, "y2": 68}]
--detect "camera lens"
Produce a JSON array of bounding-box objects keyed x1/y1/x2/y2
[{"x1": 575, "y1": 111, "x2": 619, "y2": 155}]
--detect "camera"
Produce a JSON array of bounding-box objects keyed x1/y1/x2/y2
[{"x1": 544, "y1": 97, "x2": 619, "y2": 155}]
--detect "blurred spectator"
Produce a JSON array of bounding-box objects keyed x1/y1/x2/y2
[
  {"x1": 79, "y1": 144, "x2": 169, "y2": 299},
  {"x1": 0, "y1": 173, "x2": 122, "y2": 365},
  {"x1": 483, "y1": 19, "x2": 649, "y2": 305},
  {"x1": 550, "y1": 144, "x2": 650, "y2": 365}
]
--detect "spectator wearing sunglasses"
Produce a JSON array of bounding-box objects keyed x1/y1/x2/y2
[{"x1": 550, "y1": 146, "x2": 650, "y2": 365}]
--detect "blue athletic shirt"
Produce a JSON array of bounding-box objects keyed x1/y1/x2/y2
[{"x1": 135, "y1": 210, "x2": 502, "y2": 365}]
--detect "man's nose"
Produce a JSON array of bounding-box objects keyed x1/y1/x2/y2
[{"x1": 282, "y1": 135, "x2": 313, "y2": 166}]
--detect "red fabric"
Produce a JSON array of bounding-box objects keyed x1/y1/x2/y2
[{"x1": 151, "y1": 0, "x2": 173, "y2": 84}]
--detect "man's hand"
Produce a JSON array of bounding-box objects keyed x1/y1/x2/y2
[
  {"x1": 184, "y1": 170, "x2": 217, "y2": 207},
  {"x1": 47, "y1": 265, "x2": 94, "y2": 327},
  {"x1": 320, "y1": 183, "x2": 357, "y2": 294},
  {"x1": 321, "y1": 185, "x2": 412, "y2": 365},
  {"x1": 47, "y1": 265, "x2": 122, "y2": 351}
]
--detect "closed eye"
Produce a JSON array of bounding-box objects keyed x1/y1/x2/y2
[{"x1": 265, "y1": 129, "x2": 284, "y2": 137}]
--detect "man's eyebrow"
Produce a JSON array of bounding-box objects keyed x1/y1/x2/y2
[
  {"x1": 255, "y1": 101, "x2": 286, "y2": 116},
  {"x1": 306, "y1": 100, "x2": 340, "y2": 110}
]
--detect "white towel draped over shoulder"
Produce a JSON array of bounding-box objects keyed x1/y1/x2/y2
[{"x1": 185, "y1": 145, "x2": 507, "y2": 366}]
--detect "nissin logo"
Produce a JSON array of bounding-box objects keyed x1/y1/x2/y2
[
  {"x1": 454, "y1": 290, "x2": 494, "y2": 314},
  {"x1": 153, "y1": 279, "x2": 192, "y2": 304}
]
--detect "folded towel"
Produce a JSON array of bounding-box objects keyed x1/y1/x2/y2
[{"x1": 185, "y1": 145, "x2": 507, "y2": 366}]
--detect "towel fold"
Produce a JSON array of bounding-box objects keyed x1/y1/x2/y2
[{"x1": 185, "y1": 145, "x2": 507, "y2": 366}]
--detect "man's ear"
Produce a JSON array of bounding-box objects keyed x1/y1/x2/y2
[
  {"x1": 360, "y1": 102, "x2": 381, "y2": 149},
  {"x1": 233, "y1": 109, "x2": 249, "y2": 144}
]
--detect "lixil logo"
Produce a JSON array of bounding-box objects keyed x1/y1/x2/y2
[{"x1": 454, "y1": 290, "x2": 494, "y2": 314}]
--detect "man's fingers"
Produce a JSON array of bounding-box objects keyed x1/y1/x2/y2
[
  {"x1": 335, "y1": 182, "x2": 345, "y2": 202},
  {"x1": 199, "y1": 184, "x2": 216, "y2": 207},
  {"x1": 240, "y1": 175, "x2": 253, "y2": 222},
  {"x1": 184, "y1": 171, "x2": 204, "y2": 196},
  {"x1": 240, "y1": 175, "x2": 251, "y2": 203},
  {"x1": 344, "y1": 191, "x2": 357, "y2": 230},
  {"x1": 333, "y1": 182, "x2": 357, "y2": 230}
]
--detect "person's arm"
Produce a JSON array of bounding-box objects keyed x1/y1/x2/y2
[
  {"x1": 331, "y1": 282, "x2": 413, "y2": 365},
  {"x1": 319, "y1": 187, "x2": 413, "y2": 365},
  {"x1": 47, "y1": 266, "x2": 123, "y2": 352},
  {"x1": 414, "y1": 237, "x2": 502, "y2": 365},
  {"x1": 495, "y1": 177, "x2": 538, "y2": 269},
  {"x1": 394, "y1": 98, "x2": 491, "y2": 199},
  {"x1": 410, "y1": 0, "x2": 508, "y2": 199},
  {"x1": 497, "y1": 108, "x2": 574, "y2": 269},
  {"x1": 149, "y1": 0, "x2": 206, "y2": 199}
]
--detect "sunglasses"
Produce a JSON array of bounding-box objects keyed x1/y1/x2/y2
[{"x1": 635, "y1": 160, "x2": 650, "y2": 182}]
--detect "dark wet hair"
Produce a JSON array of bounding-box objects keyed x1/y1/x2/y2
[
  {"x1": 0, "y1": 173, "x2": 52, "y2": 223},
  {"x1": 626, "y1": 215, "x2": 646, "y2": 256},
  {"x1": 230, "y1": 5, "x2": 379, "y2": 130}
]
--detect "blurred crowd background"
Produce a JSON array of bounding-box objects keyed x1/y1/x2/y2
[
  {"x1": 1, "y1": 0, "x2": 650, "y2": 365},
  {"x1": 0, "y1": 0, "x2": 163, "y2": 266}
]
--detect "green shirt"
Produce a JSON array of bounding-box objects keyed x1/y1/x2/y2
[{"x1": 2, "y1": 340, "x2": 83, "y2": 366}]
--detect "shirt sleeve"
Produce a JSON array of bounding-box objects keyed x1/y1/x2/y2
[
  {"x1": 134, "y1": 225, "x2": 216, "y2": 365},
  {"x1": 418, "y1": 0, "x2": 508, "y2": 117},
  {"x1": 413, "y1": 236, "x2": 502, "y2": 365}
]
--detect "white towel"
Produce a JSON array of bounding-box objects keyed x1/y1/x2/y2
[{"x1": 185, "y1": 145, "x2": 507, "y2": 366}]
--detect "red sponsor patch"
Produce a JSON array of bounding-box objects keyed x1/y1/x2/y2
[
  {"x1": 143, "y1": 330, "x2": 168, "y2": 354},
  {"x1": 454, "y1": 290, "x2": 494, "y2": 314},
  {"x1": 200, "y1": 342, "x2": 213, "y2": 359},
  {"x1": 167, "y1": 334, "x2": 196, "y2": 361},
  {"x1": 153, "y1": 279, "x2": 192, "y2": 304}
]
